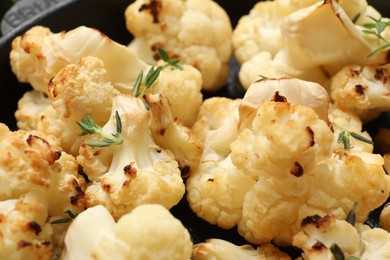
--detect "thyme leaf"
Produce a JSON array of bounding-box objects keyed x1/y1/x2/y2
[
  {"x1": 255, "y1": 75, "x2": 269, "y2": 82},
  {"x1": 330, "y1": 244, "x2": 345, "y2": 260},
  {"x1": 337, "y1": 129, "x2": 373, "y2": 150},
  {"x1": 132, "y1": 48, "x2": 183, "y2": 109},
  {"x1": 351, "y1": 13, "x2": 361, "y2": 24},
  {"x1": 50, "y1": 210, "x2": 78, "y2": 224},
  {"x1": 77, "y1": 111, "x2": 123, "y2": 147},
  {"x1": 346, "y1": 202, "x2": 358, "y2": 226}
]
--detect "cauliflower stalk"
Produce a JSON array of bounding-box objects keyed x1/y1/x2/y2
[
  {"x1": 145, "y1": 93, "x2": 203, "y2": 175},
  {"x1": 192, "y1": 238, "x2": 291, "y2": 260},
  {"x1": 10, "y1": 25, "x2": 149, "y2": 93},
  {"x1": 125, "y1": 0, "x2": 233, "y2": 91},
  {"x1": 62, "y1": 204, "x2": 193, "y2": 260},
  {"x1": 234, "y1": 0, "x2": 390, "y2": 90},
  {"x1": 77, "y1": 94, "x2": 185, "y2": 220}
]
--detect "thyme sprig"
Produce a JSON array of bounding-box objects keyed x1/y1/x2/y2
[
  {"x1": 77, "y1": 111, "x2": 123, "y2": 147},
  {"x1": 337, "y1": 129, "x2": 373, "y2": 150},
  {"x1": 50, "y1": 210, "x2": 78, "y2": 224},
  {"x1": 361, "y1": 16, "x2": 390, "y2": 57},
  {"x1": 132, "y1": 48, "x2": 183, "y2": 109}
]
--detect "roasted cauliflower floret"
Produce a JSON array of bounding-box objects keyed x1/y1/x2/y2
[
  {"x1": 232, "y1": 101, "x2": 333, "y2": 180},
  {"x1": 192, "y1": 238, "x2": 291, "y2": 260},
  {"x1": 146, "y1": 93, "x2": 203, "y2": 175},
  {"x1": 330, "y1": 64, "x2": 390, "y2": 122},
  {"x1": 37, "y1": 56, "x2": 119, "y2": 155},
  {"x1": 148, "y1": 61, "x2": 203, "y2": 127},
  {"x1": 125, "y1": 0, "x2": 233, "y2": 91},
  {"x1": 62, "y1": 204, "x2": 193, "y2": 260},
  {"x1": 293, "y1": 214, "x2": 390, "y2": 259},
  {"x1": 15, "y1": 90, "x2": 51, "y2": 131},
  {"x1": 10, "y1": 25, "x2": 148, "y2": 93},
  {"x1": 186, "y1": 97, "x2": 256, "y2": 229},
  {"x1": 0, "y1": 192, "x2": 53, "y2": 260},
  {"x1": 0, "y1": 123, "x2": 86, "y2": 217},
  {"x1": 77, "y1": 94, "x2": 185, "y2": 220}
]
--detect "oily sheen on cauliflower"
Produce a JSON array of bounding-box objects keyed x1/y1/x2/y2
[
  {"x1": 186, "y1": 97, "x2": 256, "y2": 229},
  {"x1": 62, "y1": 204, "x2": 193, "y2": 260},
  {"x1": 0, "y1": 123, "x2": 86, "y2": 217},
  {"x1": 229, "y1": 98, "x2": 389, "y2": 246},
  {"x1": 77, "y1": 94, "x2": 185, "y2": 220},
  {"x1": 124, "y1": 0, "x2": 233, "y2": 91},
  {"x1": 0, "y1": 192, "x2": 53, "y2": 260}
]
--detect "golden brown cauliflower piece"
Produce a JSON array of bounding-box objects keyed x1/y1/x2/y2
[
  {"x1": 37, "y1": 56, "x2": 119, "y2": 155},
  {"x1": 0, "y1": 123, "x2": 86, "y2": 217},
  {"x1": 125, "y1": 0, "x2": 233, "y2": 91},
  {"x1": 0, "y1": 192, "x2": 53, "y2": 260}
]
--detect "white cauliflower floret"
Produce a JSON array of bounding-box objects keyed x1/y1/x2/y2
[
  {"x1": 125, "y1": 0, "x2": 233, "y2": 91},
  {"x1": 330, "y1": 64, "x2": 390, "y2": 122},
  {"x1": 10, "y1": 25, "x2": 148, "y2": 93},
  {"x1": 37, "y1": 56, "x2": 119, "y2": 155},
  {"x1": 145, "y1": 93, "x2": 203, "y2": 175},
  {"x1": 232, "y1": 0, "x2": 294, "y2": 64},
  {"x1": 186, "y1": 97, "x2": 255, "y2": 229},
  {"x1": 0, "y1": 123, "x2": 86, "y2": 217},
  {"x1": 192, "y1": 238, "x2": 291, "y2": 260},
  {"x1": 232, "y1": 101, "x2": 333, "y2": 180},
  {"x1": 230, "y1": 99, "x2": 389, "y2": 246},
  {"x1": 77, "y1": 94, "x2": 185, "y2": 220},
  {"x1": 293, "y1": 214, "x2": 390, "y2": 259},
  {"x1": 149, "y1": 61, "x2": 203, "y2": 127},
  {"x1": 62, "y1": 204, "x2": 193, "y2": 260},
  {"x1": 15, "y1": 90, "x2": 51, "y2": 131},
  {"x1": 0, "y1": 192, "x2": 53, "y2": 260}
]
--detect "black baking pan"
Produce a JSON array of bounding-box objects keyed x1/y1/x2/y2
[{"x1": 0, "y1": 0, "x2": 389, "y2": 258}]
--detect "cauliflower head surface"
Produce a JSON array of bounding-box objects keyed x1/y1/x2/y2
[
  {"x1": 186, "y1": 97, "x2": 256, "y2": 229},
  {"x1": 0, "y1": 123, "x2": 86, "y2": 217},
  {"x1": 62, "y1": 204, "x2": 193, "y2": 260},
  {"x1": 37, "y1": 56, "x2": 119, "y2": 155},
  {"x1": 0, "y1": 192, "x2": 53, "y2": 260},
  {"x1": 125, "y1": 0, "x2": 233, "y2": 91}
]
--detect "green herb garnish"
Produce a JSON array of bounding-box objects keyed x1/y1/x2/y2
[
  {"x1": 337, "y1": 129, "x2": 373, "y2": 150},
  {"x1": 77, "y1": 111, "x2": 123, "y2": 147},
  {"x1": 351, "y1": 13, "x2": 361, "y2": 24},
  {"x1": 50, "y1": 210, "x2": 78, "y2": 224},
  {"x1": 361, "y1": 16, "x2": 390, "y2": 57},
  {"x1": 255, "y1": 75, "x2": 269, "y2": 83},
  {"x1": 132, "y1": 48, "x2": 183, "y2": 109},
  {"x1": 331, "y1": 244, "x2": 345, "y2": 260},
  {"x1": 346, "y1": 202, "x2": 358, "y2": 226}
]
